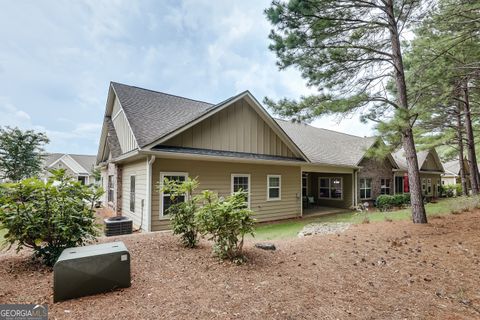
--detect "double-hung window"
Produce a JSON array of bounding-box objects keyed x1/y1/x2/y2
[
  {"x1": 360, "y1": 178, "x2": 372, "y2": 199},
  {"x1": 380, "y1": 178, "x2": 391, "y2": 195},
  {"x1": 422, "y1": 178, "x2": 426, "y2": 193},
  {"x1": 267, "y1": 175, "x2": 281, "y2": 201},
  {"x1": 130, "y1": 175, "x2": 135, "y2": 213},
  {"x1": 160, "y1": 172, "x2": 188, "y2": 217},
  {"x1": 319, "y1": 177, "x2": 343, "y2": 200},
  {"x1": 231, "y1": 174, "x2": 250, "y2": 208},
  {"x1": 427, "y1": 178, "x2": 432, "y2": 195}
]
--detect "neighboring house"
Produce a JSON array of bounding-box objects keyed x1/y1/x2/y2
[
  {"x1": 96, "y1": 82, "x2": 444, "y2": 232},
  {"x1": 42, "y1": 153, "x2": 97, "y2": 185},
  {"x1": 442, "y1": 158, "x2": 476, "y2": 191},
  {"x1": 392, "y1": 149, "x2": 444, "y2": 199}
]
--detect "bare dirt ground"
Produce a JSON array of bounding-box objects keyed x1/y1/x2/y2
[{"x1": 1, "y1": 211, "x2": 479, "y2": 320}]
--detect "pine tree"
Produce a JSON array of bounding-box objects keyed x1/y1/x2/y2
[{"x1": 265, "y1": 0, "x2": 429, "y2": 223}]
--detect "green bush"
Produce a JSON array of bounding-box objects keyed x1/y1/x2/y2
[
  {"x1": 376, "y1": 193, "x2": 410, "y2": 212},
  {"x1": 441, "y1": 184, "x2": 462, "y2": 197},
  {"x1": 196, "y1": 190, "x2": 256, "y2": 262},
  {"x1": 160, "y1": 177, "x2": 199, "y2": 248},
  {"x1": 376, "y1": 195, "x2": 394, "y2": 212},
  {"x1": 0, "y1": 170, "x2": 102, "y2": 266}
]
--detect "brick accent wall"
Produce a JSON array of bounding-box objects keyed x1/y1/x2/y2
[{"x1": 358, "y1": 157, "x2": 394, "y2": 202}]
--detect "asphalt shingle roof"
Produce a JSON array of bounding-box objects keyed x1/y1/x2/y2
[
  {"x1": 111, "y1": 82, "x2": 216, "y2": 148},
  {"x1": 276, "y1": 119, "x2": 377, "y2": 167},
  {"x1": 44, "y1": 153, "x2": 96, "y2": 175},
  {"x1": 153, "y1": 146, "x2": 305, "y2": 162},
  {"x1": 392, "y1": 149, "x2": 429, "y2": 171}
]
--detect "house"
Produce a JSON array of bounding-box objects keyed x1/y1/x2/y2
[
  {"x1": 442, "y1": 158, "x2": 478, "y2": 194},
  {"x1": 96, "y1": 82, "x2": 444, "y2": 232},
  {"x1": 392, "y1": 149, "x2": 444, "y2": 199},
  {"x1": 42, "y1": 153, "x2": 97, "y2": 185}
]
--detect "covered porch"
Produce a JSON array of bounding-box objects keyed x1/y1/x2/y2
[
  {"x1": 302, "y1": 206, "x2": 349, "y2": 218},
  {"x1": 301, "y1": 164, "x2": 357, "y2": 215}
]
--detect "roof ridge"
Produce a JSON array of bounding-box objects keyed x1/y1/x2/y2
[
  {"x1": 111, "y1": 81, "x2": 214, "y2": 106},
  {"x1": 275, "y1": 118, "x2": 375, "y2": 140},
  {"x1": 46, "y1": 152, "x2": 96, "y2": 157}
]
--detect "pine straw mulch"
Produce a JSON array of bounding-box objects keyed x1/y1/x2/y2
[{"x1": 1, "y1": 211, "x2": 480, "y2": 320}]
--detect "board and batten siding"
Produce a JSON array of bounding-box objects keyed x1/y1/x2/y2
[
  {"x1": 121, "y1": 159, "x2": 147, "y2": 228},
  {"x1": 111, "y1": 96, "x2": 138, "y2": 154},
  {"x1": 151, "y1": 158, "x2": 301, "y2": 231},
  {"x1": 163, "y1": 99, "x2": 296, "y2": 158},
  {"x1": 421, "y1": 154, "x2": 440, "y2": 171}
]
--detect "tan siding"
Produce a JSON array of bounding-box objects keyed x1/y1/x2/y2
[
  {"x1": 420, "y1": 172, "x2": 442, "y2": 198},
  {"x1": 121, "y1": 159, "x2": 147, "y2": 228},
  {"x1": 162, "y1": 99, "x2": 297, "y2": 158},
  {"x1": 112, "y1": 97, "x2": 138, "y2": 154},
  {"x1": 421, "y1": 154, "x2": 441, "y2": 171},
  {"x1": 151, "y1": 158, "x2": 301, "y2": 231},
  {"x1": 309, "y1": 172, "x2": 353, "y2": 209}
]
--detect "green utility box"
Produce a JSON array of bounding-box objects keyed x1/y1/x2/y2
[{"x1": 53, "y1": 241, "x2": 131, "y2": 302}]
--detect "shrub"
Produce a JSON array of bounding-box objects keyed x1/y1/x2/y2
[
  {"x1": 196, "y1": 190, "x2": 256, "y2": 262},
  {"x1": 160, "y1": 177, "x2": 199, "y2": 248},
  {"x1": 376, "y1": 193, "x2": 410, "y2": 212},
  {"x1": 0, "y1": 170, "x2": 102, "y2": 266},
  {"x1": 376, "y1": 195, "x2": 394, "y2": 212}
]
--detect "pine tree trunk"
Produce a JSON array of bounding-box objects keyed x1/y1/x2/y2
[
  {"x1": 456, "y1": 106, "x2": 468, "y2": 195},
  {"x1": 385, "y1": 0, "x2": 427, "y2": 223},
  {"x1": 462, "y1": 82, "x2": 480, "y2": 195}
]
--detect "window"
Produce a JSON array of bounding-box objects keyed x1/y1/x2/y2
[
  {"x1": 360, "y1": 178, "x2": 372, "y2": 199},
  {"x1": 395, "y1": 176, "x2": 404, "y2": 194},
  {"x1": 302, "y1": 173, "x2": 308, "y2": 197},
  {"x1": 319, "y1": 177, "x2": 343, "y2": 200},
  {"x1": 108, "y1": 175, "x2": 114, "y2": 202},
  {"x1": 437, "y1": 179, "x2": 441, "y2": 195},
  {"x1": 422, "y1": 178, "x2": 426, "y2": 193},
  {"x1": 231, "y1": 174, "x2": 250, "y2": 208},
  {"x1": 267, "y1": 175, "x2": 281, "y2": 201},
  {"x1": 130, "y1": 175, "x2": 135, "y2": 212},
  {"x1": 381, "y1": 178, "x2": 391, "y2": 195},
  {"x1": 78, "y1": 176, "x2": 87, "y2": 185},
  {"x1": 160, "y1": 172, "x2": 188, "y2": 217},
  {"x1": 427, "y1": 178, "x2": 432, "y2": 195}
]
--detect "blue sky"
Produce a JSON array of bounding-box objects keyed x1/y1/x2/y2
[{"x1": 0, "y1": 0, "x2": 374, "y2": 155}]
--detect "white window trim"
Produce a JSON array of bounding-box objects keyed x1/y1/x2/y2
[
  {"x1": 422, "y1": 178, "x2": 426, "y2": 192},
  {"x1": 427, "y1": 178, "x2": 432, "y2": 195},
  {"x1": 318, "y1": 177, "x2": 344, "y2": 201},
  {"x1": 231, "y1": 173, "x2": 251, "y2": 208},
  {"x1": 159, "y1": 172, "x2": 188, "y2": 219},
  {"x1": 380, "y1": 178, "x2": 391, "y2": 195},
  {"x1": 267, "y1": 174, "x2": 281, "y2": 201},
  {"x1": 359, "y1": 178, "x2": 372, "y2": 200}
]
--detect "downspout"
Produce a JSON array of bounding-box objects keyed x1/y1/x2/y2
[{"x1": 145, "y1": 155, "x2": 156, "y2": 232}]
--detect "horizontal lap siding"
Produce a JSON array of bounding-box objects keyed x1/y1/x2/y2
[
  {"x1": 122, "y1": 159, "x2": 147, "y2": 228},
  {"x1": 151, "y1": 158, "x2": 301, "y2": 231}
]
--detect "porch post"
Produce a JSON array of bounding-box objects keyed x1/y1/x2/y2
[{"x1": 145, "y1": 155, "x2": 156, "y2": 232}]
